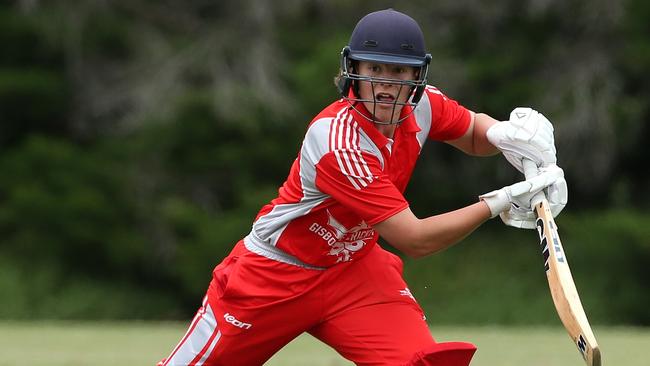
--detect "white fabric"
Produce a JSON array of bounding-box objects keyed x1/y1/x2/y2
[
  {"x1": 159, "y1": 296, "x2": 222, "y2": 366},
  {"x1": 480, "y1": 165, "x2": 565, "y2": 220},
  {"x1": 501, "y1": 164, "x2": 568, "y2": 229},
  {"x1": 486, "y1": 107, "x2": 556, "y2": 173}
]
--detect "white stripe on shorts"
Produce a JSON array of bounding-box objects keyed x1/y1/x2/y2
[{"x1": 162, "y1": 296, "x2": 222, "y2": 366}]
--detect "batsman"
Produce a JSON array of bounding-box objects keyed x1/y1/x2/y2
[{"x1": 158, "y1": 8, "x2": 568, "y2": 366}]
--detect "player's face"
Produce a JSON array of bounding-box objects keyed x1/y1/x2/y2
[{"x1": 356, "y1": 61, "x2": 418, "y2": 123}]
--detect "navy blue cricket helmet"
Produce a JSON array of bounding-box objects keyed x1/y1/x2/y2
[
  {"x1": 347, "y1": 8, "x2": 430, "y2": 67},
  {"x1": 338, "y1": 8, "x2": 432, "y2": 123}
]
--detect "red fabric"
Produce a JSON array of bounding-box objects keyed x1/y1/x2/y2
[
  {"x1": 250, "y1": 88, "x2": 470, "y2": 268},
  {"x1": 164, "y1": 242, "x2": 440, "y2": 365},
  {"x1": 425, "y1": 86, "x2": 471, "y2": 141},
  {"x1": 159, "y1": 87, "x2": 474, "y2": 363},
  {"x1": 315, "y1": 151, "x2": 409, "y2": 226},
  {"x1": 407, "y1": 342, "x2": 477, "y2": 366}
]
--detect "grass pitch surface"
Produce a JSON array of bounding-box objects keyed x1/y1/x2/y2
[{"x1": 0, "y1": 321, "x2": 647, "y2": 365}]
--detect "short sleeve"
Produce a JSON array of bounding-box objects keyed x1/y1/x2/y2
[
  {"x1": 314, "y1": 150, "x2": 408, "y2": 225},
  {"x1": 425, "y1": 86, "x2": 471, "y2": 141}
]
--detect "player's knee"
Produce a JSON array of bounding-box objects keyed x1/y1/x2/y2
[{"x1": 406, "y1": 341, "x2": 477, "y2": 366}]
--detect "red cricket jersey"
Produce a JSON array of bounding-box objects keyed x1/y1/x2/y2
[{"x1": 243, "y1": 86, "x2": 471, "y2": 268}]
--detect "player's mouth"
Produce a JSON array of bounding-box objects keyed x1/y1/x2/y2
[{"x1": 375, "y1": 92, "x2": 396, "y2": 103}]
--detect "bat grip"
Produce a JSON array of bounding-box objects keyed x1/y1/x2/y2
[{"x1": 523, "y1": 159, "x2": 546, "y2": 207}]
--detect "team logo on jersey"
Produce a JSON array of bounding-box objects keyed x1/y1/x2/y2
[{"x1": 308, "y1": 210, "x2": 375, "y2": 263}]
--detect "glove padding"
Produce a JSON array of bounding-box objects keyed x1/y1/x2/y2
[
  {"x1": 499, "y1": 164, "x2": 568, "y2": 229},
  {"x1": 480, "y1": 165, "x2": 566, "y2": 224},
  {"x1": 486, "y1": 107, "x2": 556, "y2": 173}
]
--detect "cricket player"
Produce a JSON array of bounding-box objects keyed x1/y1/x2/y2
[{"x1": 158, "y1": 8, "x2": 568, "y2": 366}]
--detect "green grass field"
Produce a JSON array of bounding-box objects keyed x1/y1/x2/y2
[{"x1": 0, "y1": 321, "x2": 647, "y2": 365}]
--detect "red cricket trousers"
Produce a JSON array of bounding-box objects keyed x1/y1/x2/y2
[{"x1": 158, "y1": 241, "x2": 474, "y2": 365}]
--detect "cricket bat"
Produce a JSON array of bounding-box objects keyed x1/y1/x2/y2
[{"x1": 523, "y1": 160, "x2": 601, "y2": 366}]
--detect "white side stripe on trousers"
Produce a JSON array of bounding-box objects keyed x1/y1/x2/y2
[{"x1": 162, "y1": 296, "x2": 222, "y2": 366}]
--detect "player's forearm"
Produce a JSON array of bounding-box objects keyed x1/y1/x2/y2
[
  {"x1": 406, "y1": 201, "x2": 491, "y2": 258},
  {"x1": 376, "y1": 202, "x2": 492, "y2": 259}
]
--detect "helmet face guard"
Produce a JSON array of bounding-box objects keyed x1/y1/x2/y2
[
  {"x1": 337, "y1": 9, "x2": 433, "y2": 125},
  {"x1": 338, "y1": 46, "x2": 431, "y2": 125}
]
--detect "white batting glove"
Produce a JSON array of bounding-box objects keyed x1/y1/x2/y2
[
  {"x1": 486, "y1": 107, "x2": 557, "y2": 173},
  {"x1": 497, "y1": 163, "x2": 569, "y2": 228},
  {"x1": 480, "y1": 164, "x2": 565, "y2": 220},
  {"x1": 496, "y1": 165, "x2": 568, "y2": 229}
]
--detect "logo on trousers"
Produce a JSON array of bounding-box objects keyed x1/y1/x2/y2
[
  {"x1": 399, "y1": 288, "x2": 416, "y2": 301},
  {"x1": 224, "y1": 312, "x2": 252, "y2": 329}
]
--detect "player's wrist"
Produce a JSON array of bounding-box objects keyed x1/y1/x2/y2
[{"x1": 478, "y1": 189, "x2": 510, "y2": 218}]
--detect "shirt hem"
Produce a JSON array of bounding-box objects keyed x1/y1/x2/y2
[{"x1": 243, "y1": 232, "x2": 327, "y2": 271}]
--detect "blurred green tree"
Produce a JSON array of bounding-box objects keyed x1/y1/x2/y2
[{"x1": 0, "y1": 0, "x2": 647, "y2": 324}]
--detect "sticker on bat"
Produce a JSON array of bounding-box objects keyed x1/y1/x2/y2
[
  {"x1": 577, "y1": 333, "x2": 588, "y2": 360},
  {"x1": 549, "y1": 222, "x2": 566, "y2": 263},
  {"x1": 535, "y1": 218, "x2": 550, "y2": 272},
  {"x1": 552, "y1": 236, "x2": 565, "y2": 263}
]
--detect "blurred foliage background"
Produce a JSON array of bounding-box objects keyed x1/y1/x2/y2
[{"x1": 0, "y1": 0, "x2": 648, "y2": 326}]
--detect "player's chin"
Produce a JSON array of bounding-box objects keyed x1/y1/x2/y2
[
  {"x1": 378, "y1": 104, "x2": 404, "y2": 118},
  {"x1": 361, "y1": 101, "x2": 400, "y2": 121},
  {"x1": 367, "y1": 101, "x2": 403, "y2": 112}
]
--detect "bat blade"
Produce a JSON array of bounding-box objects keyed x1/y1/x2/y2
[{"x1": 534, "y1": 198, "x2": 601, "y2": 366}]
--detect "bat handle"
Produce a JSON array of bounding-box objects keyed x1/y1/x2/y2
[{"x1": 523, "y1": 159, "x2": 546, "y2": 207}]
